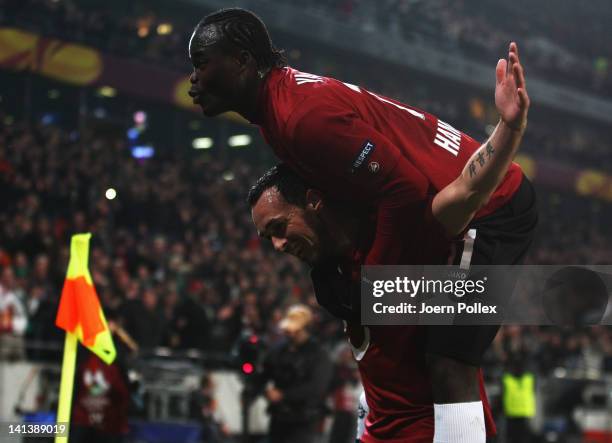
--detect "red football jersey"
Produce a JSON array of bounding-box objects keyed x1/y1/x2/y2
[
  {"x1": 254, "y1": 67, "x2": 523, "y2": 266},
  {"x1": 348, "y1": 325, "x2": 496, "y2": 442}
]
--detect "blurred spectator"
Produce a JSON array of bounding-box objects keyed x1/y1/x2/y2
[
  {"x1": 502, "y1": 354, "x2": 536, "y2": 442},
  {"x1": 119, "y1": 287, "x2": 164, "y2": 351},
  {"x1": 0, "y1": 266, "x2": 28, "y2": 359},
  {"x1": 189, "y1": 373, "x2": 228, "y2": 443},
  {"x1": 167, "y1": 288, "x2": 210, "y2": 350},
  {"x1": 253, "y1": 304, "x2": 333, "y2": 443},
  {"x1": 328, "y1": 342, "x2": 360, "y2": 443}
]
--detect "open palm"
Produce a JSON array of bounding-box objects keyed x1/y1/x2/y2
[{"x1": 495, "y1": 42, "x2": 529, "y2": 131}]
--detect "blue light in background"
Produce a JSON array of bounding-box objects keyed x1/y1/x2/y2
[
  {"x1": 127, "y1": 127, "x2": 140, "y2": 141},
  {"x1": 131, "y1": 145, "x2": 154, "y2": 159},
  {"x1": 41, "y1": 113, "x2": 55, "y2": 125}
]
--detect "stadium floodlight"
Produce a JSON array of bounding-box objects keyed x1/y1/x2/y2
[
  {"x1": 222, "y1": 171, "x2": 235, "y2": 181},
  {"x1": 228, "y1": 134, "x2": 252, "y2": 147},
  {"x1": 137, "y1": 26, "x2": 149, "y2": 38},
  {"x1": 105, "y1": 188, "x2": 117, "y2": 200},
  {"x1": 157, "y1": 23, "x2": 173, "y2": 35},
  {"x1": 192, "y1": 137, "x2": 213, "y2": 149},
  {"x1": 97, "y1": 86, "x2": 117, "y2": 98}
]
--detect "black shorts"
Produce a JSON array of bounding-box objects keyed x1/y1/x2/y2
[{"x1": 425, "y1": 175, "x2": 538, "y2": 366}]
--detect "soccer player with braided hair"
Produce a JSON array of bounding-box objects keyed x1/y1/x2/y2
[{"x1": 188, "y1": 8, "x2": 536, "y2": 443}]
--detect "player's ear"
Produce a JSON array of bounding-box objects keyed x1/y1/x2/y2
[
  {"x1": 305, "y1": 189, "x2": 324, "y2": 211},
  {"x1": 237, "y1": 49, "x2": 255, "y2": 71}
]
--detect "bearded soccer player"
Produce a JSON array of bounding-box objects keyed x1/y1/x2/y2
[
  {"x1": 248, "y1": 165, "x2": 500, "y2": 442},
  {"x1": 188, "y1": 8, "x2": 536, "y2": 442}
]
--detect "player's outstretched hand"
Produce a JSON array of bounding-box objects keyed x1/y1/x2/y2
[{"x1": 495, "y1": 42, "x2": 529, "y2": 132}]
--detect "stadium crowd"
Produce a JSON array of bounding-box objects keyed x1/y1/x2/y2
[
  {"x1": 1, "y1": 0, "x2": 610, "y2": 97},
  {"x1": 291, "y1": 0, "x2": 612, "y2": 95},
  {"x1": 0, "y1": 117, "x2": 342, "y2": 360}
]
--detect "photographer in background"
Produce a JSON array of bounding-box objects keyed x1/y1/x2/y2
[{"x1": 255, "y1": 304, "x2": 333, "y2": 443}]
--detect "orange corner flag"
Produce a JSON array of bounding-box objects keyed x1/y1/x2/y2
[{"x1": 55, "y1": 233, "x2": 116, "y2": 364}]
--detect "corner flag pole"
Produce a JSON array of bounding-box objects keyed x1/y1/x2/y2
[{"x1": 55, "y1": 332, "x2": 77, "y2": 443}]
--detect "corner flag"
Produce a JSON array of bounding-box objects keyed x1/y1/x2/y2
[
  {"x1": 54, "y1": 233, "x2": 116, "y2": 443},
  {"x1": 55, "y1": 233, "x2": 116, "y2": 363}
]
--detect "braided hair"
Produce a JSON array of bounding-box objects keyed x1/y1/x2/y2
[{"x1": 192, "y1": 8, "x2": 287, "y2": 73}]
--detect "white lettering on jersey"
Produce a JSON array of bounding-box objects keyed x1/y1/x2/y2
[
  {"x1": 295, "y1": 72, "x2": 323, "y2": 85},
  {"x1": 434, "y1": 119, "x2": 462, "y2": 156},
  {"x1": 341, "y1": 82, "x2": 426, "y2": 120},
  {"x1": 367, "y1": 91, "x2": 426, "y2": 120}
]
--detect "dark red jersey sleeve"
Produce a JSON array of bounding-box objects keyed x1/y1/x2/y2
[{"x1": 287, "y1": 100, "x2": 431, "y2": 265}]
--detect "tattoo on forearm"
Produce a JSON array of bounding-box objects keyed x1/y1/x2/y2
[
  {"x1": 469, "y1": 143, "x2": 495, "y2": 178},
  {"x1": 477, "y1": 152, "x2": 486, "y2": 167},
  {"x1": 469, "y1": 161, "x2": 477, "y2": 177}
]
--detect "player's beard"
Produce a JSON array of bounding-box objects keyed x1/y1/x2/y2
[
  {"x1": 312, "y1": 210, "x2": 356, "y2": 265},
  {"x1": 305, "y1": 212, "x2": 341, "y2": 265}
]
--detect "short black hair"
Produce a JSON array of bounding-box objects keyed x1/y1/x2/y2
[
  {"x1": 194, "y1": 8, "x2": 287, "y2": 71},
  {"x1": 247, "y1": 164, "x2": 309, "y2": 208}
]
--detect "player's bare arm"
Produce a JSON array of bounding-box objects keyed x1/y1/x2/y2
[{"x1": 433, "y1": 42, "x2": 530, "y2": 236}]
